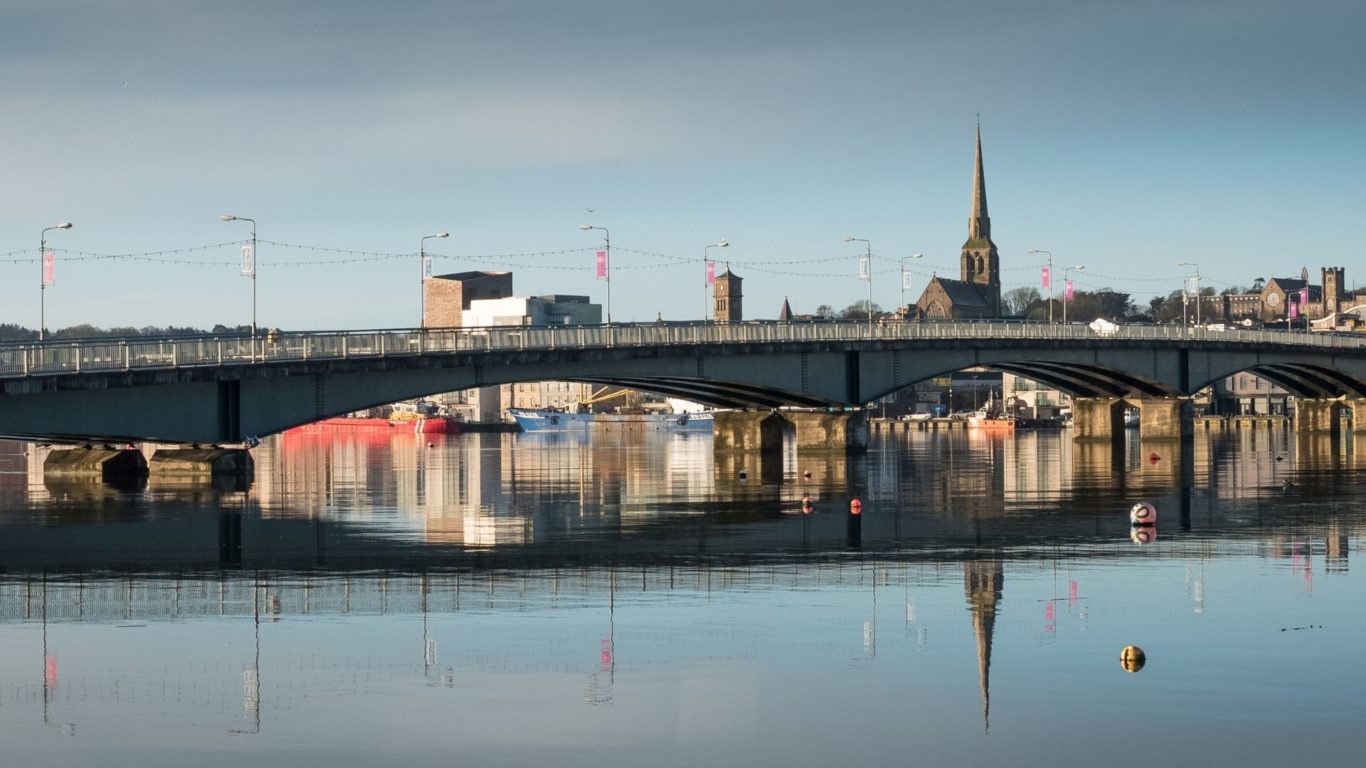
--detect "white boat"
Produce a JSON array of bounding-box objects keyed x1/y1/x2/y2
[{"x1": 509, "y1": 408, "x2": 713, "y2": 433}]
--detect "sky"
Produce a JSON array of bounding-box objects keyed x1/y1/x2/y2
[{"x1": 2, "y1": 0, "x2": 1364, "y2": 332}]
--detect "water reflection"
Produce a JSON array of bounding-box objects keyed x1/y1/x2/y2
[{"x1": 2, "y1": 429, "x2": 1365, "y2": 766}]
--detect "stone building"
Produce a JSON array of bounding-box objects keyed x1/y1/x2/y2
[
  {"x1": 423, "y1": 271, "x2": 512, "y2": 328},
  {"x1": 914, "y1": 126, "x2": 1001, "y2": 320},
  {"x1": 713, "y1": 268, "x2": 742, "y2": 323}
]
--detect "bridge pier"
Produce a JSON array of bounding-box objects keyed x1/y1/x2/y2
[
  {"x1": 43, "y1": 447, "x2": 148, "y2": 483},
  {"x1": 149, "y1": 447, "x2": 255, "y2": 479},
  {"x1": 1294, "y1": 398, "x2": 1342, "y2": 436},
  {"x1": 1345, "y1": 398, "x2": 1366, "y2": 433},
  {"x1": 1071, "y1": 398, "x2": 1124, "y2": 443},
  {"x1": 786, "y1": 410, "x2": 868, "y2": 452},
  {"x1": 1134, "y1": 398, "x2": 1193, "y2": 440},
  {"x1": 713, "y1": 411, "x2": 788, "y2": 454}
]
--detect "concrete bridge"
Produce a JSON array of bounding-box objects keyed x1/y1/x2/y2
[{"x1": 3, "y1": 321, "x2": 1366, "y2": 446}]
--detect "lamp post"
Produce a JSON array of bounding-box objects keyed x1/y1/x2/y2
[
  {"x1": 1179, "y1": 261, "x2": 1201, "y2": 326},
  {"x1": 899, "y1": 253, "x2": 924, "y2": 313},
  {"x1": 420, "y1": 232, "x2": 449, "y2": 328},
  {"x1": 704, "y1": 239, "x2": 728, "y2": 320},
  {"x1": 845, "y1": 236, "x2": 873, "y2": 329},
  {"x1": 1028, "y1": 249, "x2": 1054, "y2": 323},
  {"x1": 1062, "y1": 264, "x2": 1085, "y2": 324},
  {"x1": 221, "y1": 215, "x2": 258, "y2": 336},
  {"x1": 38, "y1": 222, "x2": 73, "y2": 343},
  {"x1": 580, "y1": 224, "x2": 610, "y2": 323}
]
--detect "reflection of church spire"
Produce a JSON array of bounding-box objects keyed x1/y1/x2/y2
[{"x1": 964, "y1": 556, "x2": 1003, "y2": 734}]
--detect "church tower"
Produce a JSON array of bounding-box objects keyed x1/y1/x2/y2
[
  {"x1": 713, "y1": 268, "x2": 743, "y2": 324},
  {"x1": 961, "y1": 125, "x2": 1001, "y2": 315}
]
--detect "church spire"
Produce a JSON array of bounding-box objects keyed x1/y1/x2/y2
[{"x1": 968, "y1": 123, "x2": 990, "y2": 241}]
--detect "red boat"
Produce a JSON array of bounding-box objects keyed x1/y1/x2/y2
[{"x1": 284, "y1": 415, "x2": 461, "y2": 435}]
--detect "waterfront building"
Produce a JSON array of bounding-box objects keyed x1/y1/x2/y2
[{"x1": 423, "y1": 271, "x2": 512, "y2": 329}]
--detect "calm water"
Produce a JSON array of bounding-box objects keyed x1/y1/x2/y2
[{"x1": 1, "y1": 427, "x2": 1364, "y2": 767}]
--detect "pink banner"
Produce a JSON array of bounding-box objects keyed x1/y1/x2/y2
[
  {"x1": 1040, "y1": 266, "x2": 1050, "y2": 289},
  {"x1": 706, "y1": 260, "x2": 716, "y2": 284},
  {"x1": 1289, "y1": 302, "x2": 1299, "y2": 319},
  {"x1": 1300, "y1": 288, "x2": 1309, "y2": 304},
  {"x1": 595, "y1": 250, "x2": 607, "y2": 280},
  {"x1": 42, "y1": 250, "x2": 55, "y2": 286},
  {"x1": 1064, "y1": 279, "x2": 1074, "y2": 300}
]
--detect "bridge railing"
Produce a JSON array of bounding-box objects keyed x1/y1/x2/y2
[{"x1": 2, "y1": 321, "x2": 1362, "y2": 378}]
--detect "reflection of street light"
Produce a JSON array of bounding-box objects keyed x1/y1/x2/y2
[
  {"x1": 38, "y1": 222, "x2": 73, "y2": 342},
  {"x1": 900, "y1": 253, "x2": 923, "y2": 313},
  {"x1": 1028, "y1": 249, "x2": 1054, "y2": 323},
  {"x1": 221, "y1": 215, "x2": 258, "y2": 336},
  {"x1": 1062, "y1": 265, "x2": 1085, "y2": 324},
  {"x1": 704, "y1": 239, "x2": 728, "y2": 320},
  {"x1": 420, "y1": 232, "x2": 449, "y2": 327},
  {"x1": 845, "y1": 236, "x2": 872, "y2": 329},
  {"x1": 1179, "y1": 261, "x2": 1201, "y2": 326},
  {"x1": 580, "y1": 224, "x2": 610, "y2": 322}
]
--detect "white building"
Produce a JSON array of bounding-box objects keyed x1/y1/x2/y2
[{"x1": 462, "y1": 295, "x2": 601, "y2": 327}]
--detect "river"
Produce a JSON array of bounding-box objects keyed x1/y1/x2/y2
[{"x1": 1, "y1": 426, "x2": 1362, "y2": 766}]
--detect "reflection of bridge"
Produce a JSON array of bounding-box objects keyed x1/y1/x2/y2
[{"x1": 4, "y1": 322, "x2": 1366, "y2": 442}]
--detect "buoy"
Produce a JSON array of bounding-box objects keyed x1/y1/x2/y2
[
  {"x1": 1119, "y1": 645, "x2": 1147, "y2": 673},
  {"x1": 849, "y1": 498, "x2": 862, "y2": 515},
  {"x1": 1275, "y1": 455, "x2": 1284, "y2": 462},
  {"x1": 1148, "y1": 452, "x2": 1161, "y2": 463},
  {"x1": 1129, "y1": 502, "x2": 1157, "y2": 525},
  {"x1": 803, "y1": 469, "x2": 812, "y2": 479},
  {"x1": 738, "y1": 469, "x2": 747, "y2": 481},
  {"x1": 427, "y1": 442, "x2": 434, "y2": 448}
]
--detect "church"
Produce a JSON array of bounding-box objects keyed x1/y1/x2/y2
[{"x1": 913, "y1": 127, "x2": 1002, "y2": 319}]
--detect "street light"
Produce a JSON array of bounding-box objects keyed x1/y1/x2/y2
[
  {"x1": 845, "y1": 236, "x2": 873, "y2": 329},
  {"x1": 38, "y1": 222, "x2": 73, "y2": 342},
  {"x1": 899, "y1": 253, "x2": 924, "y2": 313},
  {"x1": 221, "y1": 214, "x2": 258, "y2": 336},
  {"x1": 580, "y1": 224, "x2": 610, "y2": 323},
  {"x1": 1179, "y1": 261, "x2": 1201, "y2": 326},
  {"x1": 420, "y1": 232, "x2": 449, "y2": 327},
  {"x1": 704, "y1": 239, "x2": 728, "y2": 320},
  {"x1": 1028, "y1": 249, "x2": 1054, "y2": 323},
  {"x1": 1062, "y1": 264, "x2": 1085, "y2": 324}
]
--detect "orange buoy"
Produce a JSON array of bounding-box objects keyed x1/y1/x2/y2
[
  {"x1": 849, "y1": 498, "x2": 862, "y2": 515},
  {"x1": 1148, "y1": 452, "x2": 1160, "y2": 463},
  {"x1": 803, "y1": 469, "x2": 812, "y2": 479}
]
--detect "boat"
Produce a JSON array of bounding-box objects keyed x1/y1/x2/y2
[
  {"x1": 509, "y1": 407, "x2": 713, "y2": 433},
  {"x1": 967, "y1": 410, "x2": 1014, "y2": 430},
  {"x1": 284, "y1": 401, "x2": 462, "y2": 435}
]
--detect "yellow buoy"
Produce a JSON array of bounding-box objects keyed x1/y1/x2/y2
[{"x1": 1120, "y1": 645, "x2": 1146, "y2": 673}]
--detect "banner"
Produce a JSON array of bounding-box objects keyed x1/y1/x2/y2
[
  {"x1": 240, "y1": 244, "x2": 255, "y2": 276},
  {"x1": 706, "y1": 260, "x2": 716, "y2": 284},
  {"x1": 1040, "y1": 266, "x2": 1050, "y2": 289},
  {"x1": 901, "y1": 269, "x2": 911, "y2": 291},
  {"x1": 858, "y1": 256, "x2": 870, "y2": 281},
  {"x1": 595, "y1": 250, "x2": 607, "y2": 280},
  {"x1": 1289, "y1": 302, "x2": 1299, "y2": 319},
  {"x1": 42, "y1": 250, "x2": 55, "y2": 286},
  {"x1": 1300, "y1": 288, "x2": 1309, "y2": 305},
  {"x1": 1064, "y1": 279, "x2": 1074, "y2": 301},
  {"x1": 422, "y1": 256, "x2": 433, "y2": 278}
]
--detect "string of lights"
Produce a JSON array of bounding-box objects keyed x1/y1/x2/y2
[{"x1": 0, "y1": 238, "x2": 1249, "y2": 290}]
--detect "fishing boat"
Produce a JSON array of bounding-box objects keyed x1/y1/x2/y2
[{"x1": 509, "y1": 407, "x2": 713, "y2": 433}]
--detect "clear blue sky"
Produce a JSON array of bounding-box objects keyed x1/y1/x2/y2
[{"x1": 3, "y1": 0, "x2": 1363, "y2": 331}]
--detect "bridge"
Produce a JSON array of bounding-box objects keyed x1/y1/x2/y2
[{"x1": 3, "y1": 321, "x2": 1366, "y2": 445}]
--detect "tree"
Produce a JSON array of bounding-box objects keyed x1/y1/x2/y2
[
  {"x1": 814, "y1": 304, "x2": 834, "y2": 320},
  {"x1": 839, "y1": 300, "x2": 882, "y2": 320},
  {"x1": 1002, "y1": 286, "x2": 1042, "y2": 317}
]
